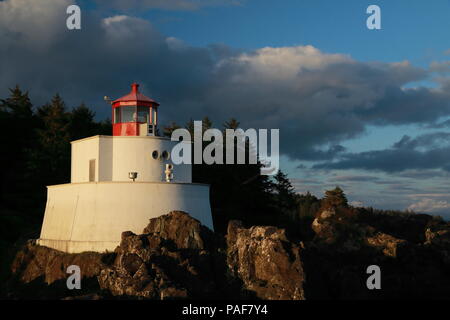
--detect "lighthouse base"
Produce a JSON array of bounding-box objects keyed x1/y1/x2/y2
[{"x1": 37, "y1": 181, "x2": 213, "y2": 253}]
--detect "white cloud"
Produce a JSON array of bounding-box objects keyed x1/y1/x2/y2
[
  {"x1": 349, "y1": 201, "x2": 364, "y2": 208},
  {"x1": 222, "y1": 46, "x2": 352, "y2": 81},
  {"x1": 408, "y1": 198, "x2": 450, "y2": 214}
]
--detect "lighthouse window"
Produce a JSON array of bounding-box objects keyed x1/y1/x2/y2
[
  {"x1": 162, "y1": 150, "x2": 170, "y2": 160},
  {"x1": 89, "y1": 159, "x2": 96, "y2": 182},
  {"x1": 114, "y1": 108, "x2": 121, "y2": 124},
  {"x1": 137, "y1": 106, "x2": 149, "y2": 123},
  {"x1": 121, "y1": 106, "x2": 136, "y2": 123},
  {"x1": 152, "y1": 150, "x2": 159, "y2": 160}
]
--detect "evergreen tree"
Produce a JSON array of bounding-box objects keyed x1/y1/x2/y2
[
  {"x1": 30, "y1": 94, "x2": 71, "y2": 186},
  {"x1": 202, "y1": 116, "x2": 213, "y2": 132},
  {"x1": 322, "y1": 186, "x2": 348, "y2": 209},
  {"x1": 68, "y1": 103, "x2": 97, "y2": 140},
  {"x1": 163, "y1": 121, "x2": 181, "y2": 137},
  {"x1": 273, "y1": 170, "x2": 297, "y2": 216},
  {"x1": 296, "y1": 191, "x2": 320, "y2": 219},
  {"x1": 185, "y1": 119, "x2": 195, "y2": 136},
  {"x1": 0, "y1": 86, "x2": 37, "y2": 209},
  {"x1": 223, "y1": 118, "x2": 240, "y2": 130}
]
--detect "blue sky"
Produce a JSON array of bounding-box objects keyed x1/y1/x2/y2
[
  {"x1": 2, "y1": 0, "x2": 450, "y2": 216},
  {"x1": 139, "y1": 0, "x2": 450, "y2": 64}
]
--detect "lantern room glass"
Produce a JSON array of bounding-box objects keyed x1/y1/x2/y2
[
  {"x1": 137, "y1": 106, "x2": 149, "y2": 123},
  {"x1": 114, "y1": 106, "x2": 151, "y2": 123}
]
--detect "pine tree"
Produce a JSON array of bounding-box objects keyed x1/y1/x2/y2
[
  {"x1": 273, "y1": 170, "x2": 297, "y2": 216},
  {"x1": 202, "y1": 116, "x2": 213, "y2": 132},
  {"x1": 223, "y1": 118, "x2": 240, "y2": 130},
  {"x1": 163, "y1": 121, "x2": 181, "y2": 137},
  {"x1": 68, "y1": 103, "x2": 97, "y2": 140},
  {"x1": 31, "y1": 94, "x2": 71, "y2": 186},
  {"x1": 322, "y1": 186, "x2": 348, "y2": 209},
  {"x1": 0, "y1": 86, "x2": 37, "y2": 209},
  {"x1": 296, "y1": 191, "x2": 320, "y2": 218},
  {"x1": 185, "y1": 119, "x2": 195, "y2": 136}
]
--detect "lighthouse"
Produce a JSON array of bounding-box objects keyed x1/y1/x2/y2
[{"x1": 37, "y1": 83, "x2": 213, "y2": 253}]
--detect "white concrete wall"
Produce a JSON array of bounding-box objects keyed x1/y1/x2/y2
[
  {"x1": 38, "y1": 182, "x2": 213, "y2": 253},
  {"x1": 71, "y1": 136, "x2": 192, "y2": 183},
  {"x1": 71, "y1": 138, "x2": 99, "y2": 182}
]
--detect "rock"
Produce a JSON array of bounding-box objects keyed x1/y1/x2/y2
[
  {"x1": 366, "y1": 232, "x2": 408, "y2": 258},
  {"x1": 8, "y1": 209, "x2": 450, "y2": 300},
  {"x1": 425, "y1": 225, "x2": 450, "y2": 246},
  {"x1": 143, "y1": 211, "x2": 214, "y2": 250},
  {"x1": 226, "y1": 220, "x2": 305, "y2": 300},
  {"x1": 98, "y1": 211, "x2": 218, "y2": 299},
  {"x1": 311, "y1": 209, "x2": 336, "y2": 235},
  {"x1": 7, "y1": 242, "x2": 106, "y2": 299}
]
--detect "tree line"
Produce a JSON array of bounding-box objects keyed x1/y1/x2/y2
[{"x1": 0, "y1": 85, "x2": 367, "y2": 246}]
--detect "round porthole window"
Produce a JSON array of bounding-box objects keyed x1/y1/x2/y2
[
  {"x1": 162, "y1": 150, "x2": 170, "y2": 160},
  {"x1": 152, "y1": 150, "x2": 159, "y2": 160}
]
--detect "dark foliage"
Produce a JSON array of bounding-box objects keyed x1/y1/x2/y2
[{"x1": 0, "y1": 86, "x2": 111, "y2": 289}]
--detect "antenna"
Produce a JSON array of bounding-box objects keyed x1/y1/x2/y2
[{"x1": 104, "y1": 96, "x2": 113, "y2": 105}]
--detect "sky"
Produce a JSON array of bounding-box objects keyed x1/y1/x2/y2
[{"x1": 1, "y1": 0, "x2": 450, "y2": 217}]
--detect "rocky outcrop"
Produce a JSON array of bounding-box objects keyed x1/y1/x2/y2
[
  {"x1": 226, "y1": 221, "x2": 305, "y2": 300},
  {"x1": 98, "y1": 211, "x2": 219, "y2": 299},
  {"x1": 366, "y1": 232, "x2": 408, "y2": 258},
  {"x1": 6, "y1": 240, "x2": 108, "y2": 299},
  {"x1": 425, "y1": 225, "x2": 450, "y2": 247},
  {"x1": 302, "y1": 208, "x2": 450, "y2": 299},
  {"x1": 5, "y1": 209, "x2": 450, "y2": 300}
]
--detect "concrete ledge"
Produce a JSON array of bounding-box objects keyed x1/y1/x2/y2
[{"x1": 37, "y1": 238, "x2": 119, "y2": 254}]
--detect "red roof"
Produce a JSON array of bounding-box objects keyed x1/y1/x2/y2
[{"x1": 113, "y1": 83, "x2": 160, "y2": 106}]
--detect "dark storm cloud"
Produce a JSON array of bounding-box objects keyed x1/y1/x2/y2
[
  {"x1": 2, "y1": 0, "x2": 450, "y2": 163},
  {"x1": 313, "y1": 132, "x2": 450, "y2": 173}
]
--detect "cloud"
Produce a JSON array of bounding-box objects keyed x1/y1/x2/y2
[
  {"x1": 349, "y1": 201, "x2": 364, "y2": 207},
  {"x1": 0, "y1": 0, "x2": 71, "y2": 48},
  {"x1": 427, "y1": 118, "x2": 450, "y2": 129},
  {"x1": 314, "y1": 132, "x2": 450, "y2": 173},
  {"x1": 408, "y1": 198, "x2": 450, "y2": 215},
  {"x1": 2, "y1": 0, "x2": 450, "y2": 165},
  {"x1": 329, "y1": 175, "x2": 379, "y2": 182},
  {"x1": 430, "y1": 60, "x2": 450, "y2": 73}
]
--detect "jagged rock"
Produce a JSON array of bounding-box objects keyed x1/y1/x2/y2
[
  {"x1": 98, "y1": 211, "x2": 218, "y2": 299},
  {"x1": 366, "y1": 232, "x2": 408, "y2": 258},
  {"x1": 7, "y1": 209, "x2": 450, "y2": 300},
  {"x1": 425, "y1": 225, "x2": 450, "y2": 246},
  {"x1": 7, "y1": 241, "x2": 107, "y2": 299},
  {"x1": 226, "y1": 220, "x2": 305, "y2": 300},
  {"x1": 311, "y1": 208, "x2": 369, "y2": 251},
  {"x1": 143, "y1": 211, "x2": 213, "y2": 250},
  {"x1": 311, "y1": 209, "x2": 336, "y2": 238}
]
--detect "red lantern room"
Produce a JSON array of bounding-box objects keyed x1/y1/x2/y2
[{"x1": 112, "y1": 83, "x2": 160, "y2": 136}]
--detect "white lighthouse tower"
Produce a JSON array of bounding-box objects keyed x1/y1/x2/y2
[{"x1": 37, "y1": 83, "x2": 213, "y2": 253}]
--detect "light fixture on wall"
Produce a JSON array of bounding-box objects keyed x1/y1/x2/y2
[
  {"x1": 165, "y1": 164, "x2": 173, "y2": 182},
  {"x1": 128, "y1": 172, "x2": 138, "y2": 182}
]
